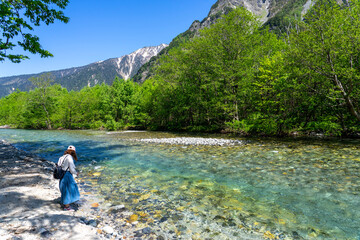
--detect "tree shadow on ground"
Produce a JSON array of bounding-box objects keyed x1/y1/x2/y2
[
  {"x1": 0, "y1": 174, "x2": 48, "y2": 188},
  {"x1": 0, "y1": 191, "x2": 98, "y2": 240},
  {"x1": 0, "y1": 141, "x2": 100, "y2": 239}
]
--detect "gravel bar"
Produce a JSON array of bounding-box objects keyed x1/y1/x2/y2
[{"x1": 137, "y1": 137, "x2": 246, "y2": 146}]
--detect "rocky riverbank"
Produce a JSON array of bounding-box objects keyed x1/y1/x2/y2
[
  {"x1": 0, "y1": 140, "x2": 151, "y2": 240},
  {"x1": 0, "y1": 140, "x2": 106, "y2": 239}
]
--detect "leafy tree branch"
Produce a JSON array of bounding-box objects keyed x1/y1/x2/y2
[{"x1": 0, "y1": 0, "x2": 69, "y2": 63}]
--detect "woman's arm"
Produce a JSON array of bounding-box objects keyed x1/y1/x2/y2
[{"x1": 67, "y1": 156, "x2": 78, "y2": 176}]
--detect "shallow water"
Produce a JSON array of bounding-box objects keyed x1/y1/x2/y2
[{"x1": 1, "y1": 129, "x2": 360, "y2": 239}]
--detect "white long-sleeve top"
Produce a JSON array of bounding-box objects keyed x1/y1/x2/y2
[{"x1": 57, "y1": 154, "x2": 77, "y2": 177}]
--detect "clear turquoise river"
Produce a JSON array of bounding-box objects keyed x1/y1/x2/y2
[{"x1": 1, "y1": 129, "x2": 360, "y2": 239}]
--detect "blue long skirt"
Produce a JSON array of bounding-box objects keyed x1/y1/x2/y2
[{"x1": 59, "y1": 171, "x2": 80, "y2": 205}]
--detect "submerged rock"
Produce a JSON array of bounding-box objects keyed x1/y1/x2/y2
[
  {"x1": 107, "y1": 204, "x2": 126, "y2": 213},
  {"x1": 134, "y1": 231, "x2": 144, "y2": 237},
  {"x1": 142, "y1": 227, "x2": 152, "y2": 234},
  {"x1": 86, "y1": 219, "x2": 99, "y2": 227}
]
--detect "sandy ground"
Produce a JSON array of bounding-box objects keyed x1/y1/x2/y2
[{"x1": 0, "y1": 140, "x2": 101, "y2": 240}]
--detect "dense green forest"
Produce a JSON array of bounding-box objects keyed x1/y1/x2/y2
[{"x1": 1, "y1": 1, "x2": 360, "y2": 136}]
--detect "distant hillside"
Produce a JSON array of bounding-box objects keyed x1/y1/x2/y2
[
  {"x1": 0, "y1": 44, "x2": 167, "y2": 98},
  {"x1": 133, "y1": 0, "x2": 314, "y2": 83}
]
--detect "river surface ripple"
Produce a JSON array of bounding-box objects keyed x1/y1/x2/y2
[{"x1": 1, "y1": 129, "x2": 360, "y2": 239}]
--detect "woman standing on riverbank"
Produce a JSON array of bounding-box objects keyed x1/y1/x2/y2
[{"x1": 58, "y1": 145, "x2": 80, "y2": 211}]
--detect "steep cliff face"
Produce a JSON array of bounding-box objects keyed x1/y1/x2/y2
[
  {"x1": 0, "y1": 44, "x2": 167, "y2": 97},
  {"x1": 209, "y1": 0, "x2": 270, "y2": 22},
  {"x1": 187, "y1": 0, "x2": 272, "y2": 35}
]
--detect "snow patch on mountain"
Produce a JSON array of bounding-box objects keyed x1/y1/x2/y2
[{"x1": 112, "y1": 44, "x2": 168, "y2": 80}]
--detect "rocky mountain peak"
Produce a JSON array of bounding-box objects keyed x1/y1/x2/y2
[
  {"x1": 209, "y1": 0, "x2": 270, "y2": 18},
  {"x1": 112, "y1": 44, "x2": 168, "y2": 80},
  {"x1": 189, "y1": 0, "x2": 270, "y2": 34}
]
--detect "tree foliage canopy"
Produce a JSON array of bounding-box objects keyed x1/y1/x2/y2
[
  {"x1": 289, "y1": 0, "x2": 360, "y2": 122},
  {"x1": 0, "y1": 0, "x2": 69, "y2": 63}
]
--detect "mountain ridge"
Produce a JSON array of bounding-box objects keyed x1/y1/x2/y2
[{"x1": 0, "y1": 44, "x2": 168, "y2": 97}]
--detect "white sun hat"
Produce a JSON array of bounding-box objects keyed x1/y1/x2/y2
[{"x1": 67, "y1": 145, "x2": 76, "y2": 152}]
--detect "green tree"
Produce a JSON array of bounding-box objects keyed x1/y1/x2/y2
[
  {"x1": 289, "y1": 0, "x2": 360, "y2": 122},
  {"x1": 251, "y1": 50, "x2": 300, "y2": 134},
  {"x1": 63, "y1": 90, "x2": 84, "y2": 129},
  {"x1": 75, "y1": 84, "x2": 109, "y2": 129},
  {"x1": 44, "y1": 84, "x2": 68, "y2": 128},
  {"x1": 0, "y1": 0, "x2": 69, "y2": 63},
  {"x1": 28, "y1": 73, "x2": 55, "y2": 129},
  {"x1": 154, "y1": 7, "x2": 283, "y2": 132},
  {"x1": 0, "y1": 90, "x2": 27, "y2": 127}
]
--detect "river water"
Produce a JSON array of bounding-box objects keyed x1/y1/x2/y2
[{"x1": 1, "y1": 129, "x2": 359, "y2": 239}]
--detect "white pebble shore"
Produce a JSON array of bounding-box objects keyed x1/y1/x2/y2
[{"x1": 137, "y1": 137, "x2": 245, "y2": 146}]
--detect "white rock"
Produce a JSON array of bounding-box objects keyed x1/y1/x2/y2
[
  {"x1": 121, "y1": 211, "x2": 134, "y2": 217},
  {"x1": 102, "y1": 225, "x2": 114, "y2": 234}
]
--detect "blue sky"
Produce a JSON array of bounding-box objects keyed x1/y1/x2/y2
[{"x1": 1, "y1": 0, "x2": 215, "y2": 77}]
